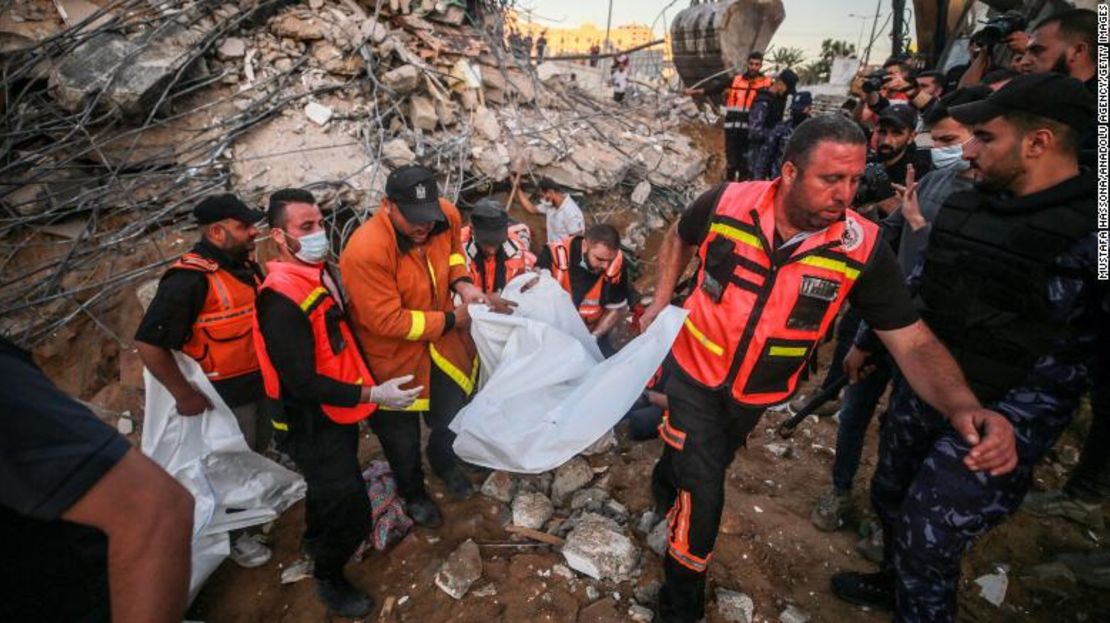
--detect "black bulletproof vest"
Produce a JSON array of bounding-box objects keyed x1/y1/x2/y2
[{"x1": 916, "y1": 183, "x2": 1093, "y2": 404}]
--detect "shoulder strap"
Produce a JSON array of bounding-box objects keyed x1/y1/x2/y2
[{"x1": 172, "y1": 252, "x2": 218, "y2": 273}]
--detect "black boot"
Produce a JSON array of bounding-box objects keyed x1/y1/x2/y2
[
  {"x1": 830, "y1": 570, "x2": 895, "y2": 611},
  {"x1": 405, "y1": 494, "x2": 443, "y2": 528},
  {"x1": 441, "y1": 467, "x2": 474, "y2": 500},
  {"x1": 315, "y1": 576, "x2": 374, "y2": 618}
]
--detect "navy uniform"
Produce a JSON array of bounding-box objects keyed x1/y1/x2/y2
[
  {"x1": 745, "y1": 70, "x2": 797, "y2": 180},
  {"x1": 842, "y1": 75, "x2": 1103, "y2": 622}
]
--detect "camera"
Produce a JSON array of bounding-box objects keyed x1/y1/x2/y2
[
  {"x1": 860, "y1": 70, "x2": 889, "y2": 94},
  {"x1": 854, "y1": 162, "x2": 894, "y2": 207},
  {"x1": 970, "y1": 10, "x2": 1027, "y2": 48}
]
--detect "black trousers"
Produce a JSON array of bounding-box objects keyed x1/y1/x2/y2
[
  {"x1": 652, "y1": 374, "x2": 764, "y2": 622},
  {"x1": 370, "y1": 366, "x2": 468, "y2": 500},
  {"x1": 724, "y1": 126, "x2": 751, "y2": 182},
  {"x1": 1066, "y1": 355, "x2": 1110, "y2": 501},
  {"x1": 278, "y1": 410, "x2": 371, "y2": 581}
]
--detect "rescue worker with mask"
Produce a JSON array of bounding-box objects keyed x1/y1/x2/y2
[
  {"x1": 639, "y1": 115, "x2": 1018, "y2": 623},
  {"x1": 135, "y1": 193, "x2": 271, "y2": 567},
  {"x1": 538, "y1": 223, "x2": 630, "y2": 357},
  {"x1": 255, "y1": 188, "x2": 421, "y2": 618},
  {"x1": 685, "y1": 51, "x2": 772, "y2": 181},
  {"x1": 464, "y1": 199, "x2": 535, "y2": 294},
  {"x1": 340, "y1": 166, "x2": 513, "y2": 529},
  {"x1": 832, "y1": 72, "x2": 1103, "y2": 623}
]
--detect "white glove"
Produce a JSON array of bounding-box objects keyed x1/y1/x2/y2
[{"x1": 369, "y1": 374, "x2": 423, "y2": 409}]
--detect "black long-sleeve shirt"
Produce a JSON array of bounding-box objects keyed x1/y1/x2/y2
[{"x1": 255, "y1": 289, "x2": 362, "y2": 416}]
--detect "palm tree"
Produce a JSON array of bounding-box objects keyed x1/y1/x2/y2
[{"x1": 768, "y1": 46, "x2": 806, "y2": 71}]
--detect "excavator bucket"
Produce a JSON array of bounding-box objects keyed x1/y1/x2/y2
[{"x1": 670, "y1": 0, "x2": 786, "y2": 87}]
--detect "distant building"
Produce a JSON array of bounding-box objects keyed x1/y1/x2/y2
[{"x1": 506, "y1": 12, "x2": 669, "y2": 61}]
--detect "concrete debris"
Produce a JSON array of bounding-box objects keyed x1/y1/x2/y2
[
  {"x1": 551, "y1": 456, "x2": 594, "y2": 504},
  {"x1": 631, "y1": 180, "x2": 652, "y2": 206},
  {"x1": 480, "y1": 471, "x2": 516, "y2": 504},
  {"x1": 512, "y1": 492, "x2": 554, "y2": 530},
  {"x1": 629, "y1": 604, "x2": 654, "y2": 622},
  {"x1": 408, "y1": 95, "x2": 438, "y2": 131},
  {"x1": 636, "y1": 510, "x2": 662, "y2": 536},
  {"x1": 217, "y1": 37, "x2": 247, "y2": 61},
  {"x1": 382, "y1": 64, "x2": 422, "y2": 94},
  {"x1": 647, "y1": 518, "x2": 668, "y2": 557},
  {"x1": 975, "y1": 567, "x2": 1009, "y2": 607},
  {"x1": 570, "y1": 488, "x2": 610, "y2": 513},
  {"x1": 304, "y1": 101, "x2": 333, "y2": 126},
  {"x1": 764, "y1": 442, "x2": 793, "y2": 459},
  {"x1": 585, "y1": 585, "x2": 601, "y2": 602},
  {"x1": 272, "y1": 14, "x2": 325, "y2": 41},
  {"x1": 434, "y1": 539, "x2": 483, "y2": 600},
  {"x1": 561, "y1": 513, "x2": 639, "y2": 582},
  {"x1": 381, "y1": 138, "x2": 417, "y2": 167},
  {"x1": 779, "y1": 604, "x2": 810, "y2": 623},
  {"x1": 634, "y1": 578, "x2": 663, "y2": 605},
  {"x1": 470, "y1": 583, "x2": 497, "y2": 598},
  {"x1": 472, "y1": 106, "x2": 501, "y2": 141},
  {"x1": 280, "y1": 558, "x2": 314, "y2": 584},
  {"x1": 716, "y1": 589, "x2": 755, "y2": 623}
]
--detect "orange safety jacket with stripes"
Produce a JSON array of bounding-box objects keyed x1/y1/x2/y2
[
  {"x1": 547, "y1": 236, "x2": 624, "y2": 329},
  {"x1": 671, "y1": 180, "x2": 880, "y2": 407},
  {"x1": 339, "y1": 199, "x2": 478, "y2": 411},
  {"x1": 462, "y1": 228, "x2": 536, "y2": 293},
  {"x1": 172, "y1": 252, "x2": 261, "y2": 381},
  {"x1": 723, "y1": 72, "x2": 772, "y2": 128},
  {"x1": 253, "y1": 261, "x2": 377, "y2": 424}
]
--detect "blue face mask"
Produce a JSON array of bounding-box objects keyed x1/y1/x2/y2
[
  {"x1": 930, "y1": 142, "x2": 971, "y2": 172},
  {"x1": 292, "y1": 230, "x2": 329, "y2": 264}
]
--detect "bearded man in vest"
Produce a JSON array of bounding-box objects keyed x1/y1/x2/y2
[
  {"x1": 831, "y1": 73, "x2": 1102, "y2": 622},
  {"x1": 255, "y1": 188, "x2": 421, "y2": 618},
  {"x1": 340, "y1": 166, "x2": 514, "y2": 529},
  {"x1": 537, "y1": 223, "x2": 630, "y2": 357},
  {"x1": 639, "y1": 115, "x2": 1018, "y2": 623},
  {"x1": 135, "y1": 193, "x2": 273, "y2": 567},
  {"x1": 464, "y1": 199, "x2": 535, "y2": 294},
  {"x1": 685, "y1": 51, "x2": 772, "y2": 182}
]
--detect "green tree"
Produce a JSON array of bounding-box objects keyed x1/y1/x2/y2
[
  {"x1": 798, "y1": 39, "x2": 856, "y2": 85},
  {"x1": 768, "y1": 46, "x2": 806, "y2": 71}
]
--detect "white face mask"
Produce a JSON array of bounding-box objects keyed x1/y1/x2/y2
[
  {"x1": 930, "y1": 141, "x2": 971, "y2": 172},
  {"x1": 290, "y1": 230, "x2": 329, "y2": 264}
]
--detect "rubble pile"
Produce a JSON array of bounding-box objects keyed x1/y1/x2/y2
[{"x1": 0, "y1": 0, "x2": 709, "y2": 347}]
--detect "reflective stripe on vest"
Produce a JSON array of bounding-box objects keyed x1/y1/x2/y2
[
  {"x1": 173, "y1": 253, "x2": 260, "y2": 380},
  {"x1": 254, "y1": 261, "x2": 376, "y2": 424},
  {"x1": 670, "y1": 181, "x2": 879, "y2": 406},
  {"x1": 548, "y1": 236, "x2": 623, "y2": 328},
  {"x1": 724, "y1": 74, "x2": 771, "y2": 112},
  {"x1": 465, "y1": 234, "x2": 532, "y2": 293}
]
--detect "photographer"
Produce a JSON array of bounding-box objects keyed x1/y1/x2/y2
[
  {"x1": 852, "y1": 58, "x2": 915, "y2": 123},
  {"x1": 957, "y1": 10, "x2": 1029, "y2": 89}
]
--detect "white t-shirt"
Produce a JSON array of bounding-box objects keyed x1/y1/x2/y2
[
  {"x1": 611, "y1": 68, "x2": 630, "y2": 93},
  {"x1": 538, "y1": 195, "x2": 585, "y2": 243}
]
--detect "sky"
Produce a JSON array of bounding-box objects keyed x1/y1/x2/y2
[{"x1": 517, "y1": 0, "x2": 898, "y2": 63}]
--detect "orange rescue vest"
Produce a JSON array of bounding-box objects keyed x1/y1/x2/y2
[
  {"x1": 253, "y1": 261, "x2": 377, "y2": 424},
  {"x1": 172, "y1": 253, "x2": 260, "y2": 380},
  {"x1": 671, "y1": 181, "x2": 880, "y2": 406},
  {"x1": 548, "y1": 236, "x2": 624, "y2": 328},
  {"x1": 463, "y1": 229, "x2": 536, "y2": 293},
  {"x1": 724, "y1": 73, "x2": 772, "y2": 113}
]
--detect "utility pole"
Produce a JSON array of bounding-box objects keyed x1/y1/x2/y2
[
  {"x1": 891, "y1": 0, "x2": 906, "y2": 57},
  {"x1": 604, "y1": 0, "x2": 614, "y2": 53},
  {"x1": 863, "y1": 0, "x2": 882, "y2": 67}
]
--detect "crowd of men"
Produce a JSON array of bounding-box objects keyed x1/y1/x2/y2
[{"x1": 1, "y1": 7, "x2": 1104, "y2": 623}]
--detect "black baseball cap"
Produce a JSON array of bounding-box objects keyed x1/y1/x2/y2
[
  {"x1": 193, "y1": 194, "x2": 263, "y2": 225},
  {"x1": 950, "y1": 72, "x2": 1095, "y2": 133},
  {"x1": 470, "y1": 199, "x2": 509, "y2": 247},
  {"x1": 386, "y1": 165, "x2": 444, "y2": 223},
  {"x1": 878, "y1": 104, "x2": 919, "y2": 131}
]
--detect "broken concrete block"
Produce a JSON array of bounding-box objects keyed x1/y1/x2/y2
[
  {"x1": 551, "y1": 456, "x2": 593, "y2": 504},
  {"x1": 570, "y1": 487, "x2": 609, "y2": 513},
  {"x1": 716, "y1": 589, "x2": 755, "y2": 623},
  {"x1": 217, "y1": 37, "x2": 247, "y2": 61},
  {"x1": 304, "y1": 101, "x2": 333, "y2": 126},
  {"x1": 434, "y1": 539, "x2": 483, "y2": 600},
  {"x1": 480, "y1": 471, "x2": 516, "y2": 504},
  {"x1": 435, "y1": 99, "x2": 457, "y2": 127},
  {"x1": 472, "y1": 106, "x2": 500, "y2": 142},
  {"x1": 272, "y1": 15, "x2": 325, "y2": 41},
  {"x1": 381, "y1": 138, "x2": 416, "y2": 167},
  {"x1": 779, "y1": 605, "x2": 810, "y2": 623},
  {"x1": 408, "y1": 95, "x2": 436, "y2": 130},
  {"x1": 311, "y1": 41, "x2": 363, "y2": 76},
  {"x1": 382, "y1": 64, "x2": 421, "y2": 94},
  {"x1": 628, "y1": 604, "x2": 654, "y2": 622},
  {"x1": 561, "y1": 513, "x2": 639, "y2": 582},
  {"x1": 631, "y1": 180, "x2": 652, "y2": 205},
  {"x1": 647, "y1": 518, "x2": 668, "y2": 557},
  {"x1": 511, "y1": 492, "x2": 553, "y2": 530},
  {"x1": 471, "y1": 143, "x2": 510, "y2": 182}
]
